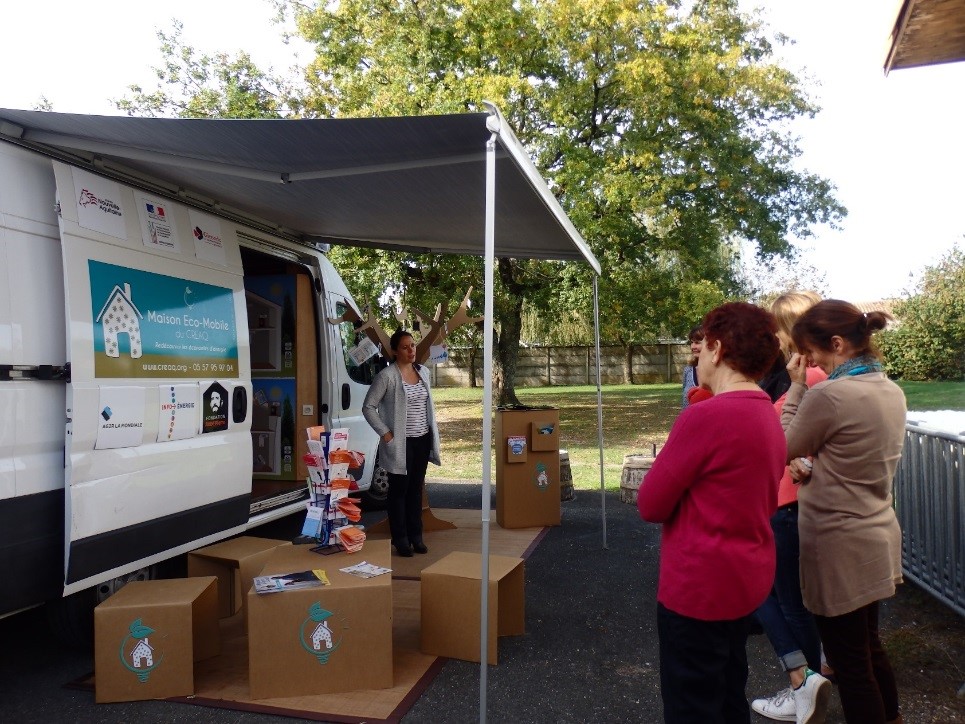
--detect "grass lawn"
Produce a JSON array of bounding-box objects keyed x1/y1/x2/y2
[{"x1": 432, "y1": 381, "x2": 965, "y2": 492}]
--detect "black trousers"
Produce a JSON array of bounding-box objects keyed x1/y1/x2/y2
[
  {"x1": 386, "y1": 431, "x2": 432, "y2": 546},
  {"x1": 657, "y1": 602, "x2": 753, "y2": 723},
  {"x1": 814, "y1": 601, "x2": 900, "y2": 723}
]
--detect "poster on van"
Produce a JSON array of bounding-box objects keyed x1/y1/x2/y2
[{"x1": 89, "y1": 260, "x2": 239, "y2": 379}]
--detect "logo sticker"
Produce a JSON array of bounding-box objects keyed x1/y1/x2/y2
[
  {"x1": 298, "y1": 602, "x2": 344, "y2": 665},
  {"x1": 118, "y1": 618, "x2": 164, "y2": 683}
]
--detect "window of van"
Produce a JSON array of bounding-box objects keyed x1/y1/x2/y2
[{"x1": 334, "y1": 301, "x2": 389, "y2": 385}]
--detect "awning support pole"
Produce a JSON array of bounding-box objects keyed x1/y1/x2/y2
[
  {"x1": 479, "y1": 129, "x2": 498, "y2": 723},
  {"x1": 594, "y1": 275, "x2": 607, "y2": 548}
]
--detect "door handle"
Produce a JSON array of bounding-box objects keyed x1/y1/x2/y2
[
  {"x1": 341, "y1": 383, "x2": 351, "y2": 410},
  {"x1": 232, "y1": 387, "x2": 247, "y2": 423}
]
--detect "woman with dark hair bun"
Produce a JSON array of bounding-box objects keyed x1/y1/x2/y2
[
  {"x1": 782, "y1": 300, "x2": 906, "y2": 724},
  {"x1": 639, "y1": 302, "x2": 786, "y2": 723},
  {"x1": 362, "y1": 328, "x2": 441, "y2": 557}
]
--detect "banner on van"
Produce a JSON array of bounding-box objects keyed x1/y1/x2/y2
[{"x1": 89, "y1": 260, "x2": 239, "y2": 379}]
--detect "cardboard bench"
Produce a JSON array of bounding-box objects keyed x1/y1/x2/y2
[
  {"x1": 247, "y1": 539, "x2": 393, "y2": 699},
  {"x1": 187, "y1": 536, "x2": 291, "y2": 619},
  {"x1": 93, "y1": 576, "x2": 220, "y2": 703},
  {"x1": 420, "y1": 551, "x2": 525, "y2": 665}
]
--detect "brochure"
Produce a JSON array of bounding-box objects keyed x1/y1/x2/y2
[
  {"x1": 253, "y1": 569, "x2": 330, "y2": 594},
  {"x1": 340, "y1": 561, "x2": 392, "y2": 579}
]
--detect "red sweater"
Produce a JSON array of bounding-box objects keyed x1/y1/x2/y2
[{"x1": 638, "y1": 390, "x2": 785, "y2": 620}]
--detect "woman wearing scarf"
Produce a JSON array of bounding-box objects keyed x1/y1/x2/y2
[{"x1": 781, "y1": 300, "x2": 906, "y2": 724}]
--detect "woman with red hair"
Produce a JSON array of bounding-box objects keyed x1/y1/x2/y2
[{"x1": 639, "y1": 302, "x2": 786, "y2": 723}]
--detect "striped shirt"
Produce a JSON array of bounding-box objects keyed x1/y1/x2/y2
[{"x1": 403, "y1": 380, "x2": 430, "y2": 437}]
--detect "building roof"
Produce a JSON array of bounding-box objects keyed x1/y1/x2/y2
[{"x1": 885, "y1": 0, "x2": 965, "y2": 73}]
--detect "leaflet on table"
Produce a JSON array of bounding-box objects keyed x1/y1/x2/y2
[
  {"x1": 340, "y1": 561, "x2": 392, "y2": 579},
  {"x1": 253, "y1": 569, "x2": 330, "y2": 594}
]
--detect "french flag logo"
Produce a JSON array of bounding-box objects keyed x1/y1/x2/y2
[{"x1": 146, "y1": 203, "x2": 165, "y2": 217}]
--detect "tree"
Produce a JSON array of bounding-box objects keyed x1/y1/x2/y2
[
  {"x1": 119, "y1": 0, "x2": 845, "y2": 401},
  {"x1": 880, "y1": 244, "x2": 965, "y2": 381}
]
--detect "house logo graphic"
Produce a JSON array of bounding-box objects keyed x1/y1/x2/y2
[
  {"x1": 298, "y1": 602, "x2": 343, "y2": 665},
  {"x1": 533, "y1": 462, "x2": 549, "y2": 490},
  {"x1": 95, "y1": 282, "x2": 144, "y2": 359},
  {"x1": 118, "y1": 618, "x2": 163, "y2": 683}
]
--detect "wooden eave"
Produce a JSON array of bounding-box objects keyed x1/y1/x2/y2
[{"x1": 885, "y1": 0, "x2": 965, "y2": 73}]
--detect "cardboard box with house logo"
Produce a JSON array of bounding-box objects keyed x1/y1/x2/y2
[
  {"x1": 246, "y1": 540, "x2": 393, "y2": 699},
  {"x1": 93, "y1": 576, "x2": 220, "y2": 703},
  {"x1": 187, "y1": 536, "x2": 292, "y2": 619},
  {"x1": 420, "y1": 551, "x2": 525, "y2": 664},
  {"x1": 495, "y1": 407, "x2": 561, "y2": 528}
]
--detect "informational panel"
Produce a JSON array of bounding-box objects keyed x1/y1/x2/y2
[{"x1": 88, "y1": 260, "x2": 239, "y2": 379}]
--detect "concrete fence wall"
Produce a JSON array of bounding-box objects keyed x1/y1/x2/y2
[{"x1": 428, "y1": 343, "x2": 691, "y2": 388}]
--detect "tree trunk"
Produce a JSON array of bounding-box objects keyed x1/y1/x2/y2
[
  {"x1": 493, "y1": 259, "x2": 525, "y2": 407},
  {"x1": 468, "y1": 345, "x2": 478, "y2": 388},
  {"x1": 623, "y1": 342, "x2": 635, "y2": 384}
]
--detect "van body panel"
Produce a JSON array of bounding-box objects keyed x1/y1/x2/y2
[{"x1": 0, "y1": 143, "x2": 379, "y2": 615}]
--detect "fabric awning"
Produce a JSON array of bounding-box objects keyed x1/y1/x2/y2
[{"x1": 0, "y1": 106, "x2": 599, "y2": 273}]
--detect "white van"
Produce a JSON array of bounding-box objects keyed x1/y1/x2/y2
[{"x1": 0, "y1": 139, "x2": 387, "y2": 632}]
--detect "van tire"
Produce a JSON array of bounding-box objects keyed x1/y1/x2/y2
[
  {"x1": 361, "y1": 464, "x2": 389, "y2": 510},
  {"x1": 45, "y1": 565, "x2": 158, "y2": 649}
]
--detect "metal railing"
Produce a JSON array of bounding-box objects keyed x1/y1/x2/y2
[{"x1": 893, "y1": 424, "x2": 965, "y2": 616}]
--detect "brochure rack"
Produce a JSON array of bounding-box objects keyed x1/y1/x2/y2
[{"x1": 302, "y1": 426, "x2": 366, "y2": 553}]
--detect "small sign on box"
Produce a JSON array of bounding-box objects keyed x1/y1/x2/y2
[{"x1": 506, "y1": 435, "x2": 527, "y2": 463}]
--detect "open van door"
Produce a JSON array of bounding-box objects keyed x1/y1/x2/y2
[
  {"x1": 54, "y1": 162, "x2": 253, "y2": 596},
  {"x1": 323, "y1": 282, "x2": 384, "y2": 506}
]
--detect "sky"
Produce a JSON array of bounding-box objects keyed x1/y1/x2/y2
[{"x1": 2, "y1": 0, "x2": 963, "y2": 302}]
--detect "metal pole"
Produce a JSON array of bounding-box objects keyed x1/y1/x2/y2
[
  {"x1": 594, "y1": 276, "x2": 607, "y2": 548},
  {"x1": 479, "y1": 125, "x2": 498, "y2": 723}
]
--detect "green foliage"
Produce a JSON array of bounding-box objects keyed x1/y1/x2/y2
[
  {"x1": 880, "y1": 245, "x2": 965, "y2": 381},
  {"x1": 114, "y1": 21, "x2": 305, "y2": 118},
  {"x1": 117, "y1": 1, "x2": 845, "y2": 395}
]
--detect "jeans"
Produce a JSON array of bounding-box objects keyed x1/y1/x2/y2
[
  {"x1": 657, "y1": 602, "x2": 753, "y2": 723},
  {"x1": 387, "y1": 431, "x2": 431, "y2": 546},
  {"x1": 814, "y1": 601, "x2": 900, "y2": 723},
  {"x1": 755, "y1": 504, "x2": 822, "y2": 672},
  {"x1": 756, "y1": 503, "x2": 821, "y2": 671}
]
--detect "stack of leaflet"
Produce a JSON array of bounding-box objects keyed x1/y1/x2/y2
[{"x1": 302, "y1": 426, "x2": 367, "y2": 553}]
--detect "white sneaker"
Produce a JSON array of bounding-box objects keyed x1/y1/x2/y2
[
  {"x1": 751, "y1": 687, "x2": 796, "y2": 721},
  {"x1": 793, "y1": 672, "x2": 831, "y2": 724}
]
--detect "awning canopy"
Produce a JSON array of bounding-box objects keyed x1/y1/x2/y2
[
  {"x1": 885, "y1": 0, "x2": 965, "y2": 73},
  {"x1": 0, "y1": 106, "x2": 599, "y2": 273}
]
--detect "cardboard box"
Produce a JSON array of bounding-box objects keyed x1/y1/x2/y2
[
  {"x1": 420, "y1": 551, "x2": 525, "y2": 665},
  {"x1": 94, "y1": 576, "x2": 220, "y2": 703},
  {"x1": 495, "y1": 407, "x2": 561, "y2": 528},
  {"x1": 247, "y1": 540, "x2": 393, "y2": 699},
  {"x1": 187, "y1": 536, "x2": 292, "y2": 619}
]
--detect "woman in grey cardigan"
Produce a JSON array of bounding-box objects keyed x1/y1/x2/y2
[{"x1": 362, "y1": 329, "x2": 441, "y2": 557}]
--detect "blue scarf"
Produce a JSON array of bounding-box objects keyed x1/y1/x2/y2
[{"x1": 828, "y1": 354, "x2": 883, "y2": 380}]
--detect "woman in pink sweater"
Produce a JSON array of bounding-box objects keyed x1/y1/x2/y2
[{"x1": 639, "y1": 302, "x2": 786, "y2": 723}]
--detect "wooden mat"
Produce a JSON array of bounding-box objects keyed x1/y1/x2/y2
[{"x1": 82, "y1": 509, "x2": 548, "y2": 723}]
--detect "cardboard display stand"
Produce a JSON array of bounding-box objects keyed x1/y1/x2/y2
[
  {"x1": 247, "y1": 540, "x2": 393, "y2": 699},
  {"x1": 187, "y1": 536, "x2": 292, "y2": 619},
  {"x1": 94, "y1": 577, "x2": 220, "y2": 703},
  {"x1": 420, "y1": 551, "x2": 525, "y2": 665},
  {"x1": 495, "y1": 407, "x2": 561, "y2": 528}
]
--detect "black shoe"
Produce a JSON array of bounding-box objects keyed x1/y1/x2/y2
[
  {"x1": 412, "y1": 541, "x2": 428, "y2": 554},
  {"x1": 393, "y1": 542, "x2": 413, "y2": 557}
]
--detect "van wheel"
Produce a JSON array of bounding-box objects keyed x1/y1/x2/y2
[
  {"x1": 45, "y1": 566, "x2": 157, "y2": 649},
  {"x1": 361, "y1": 465, "x2": 389, "y2": 510}
]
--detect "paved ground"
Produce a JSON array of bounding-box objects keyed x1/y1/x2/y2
[{"x1": 1, "y1": 480, "x2": 962, "y2": 722}]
